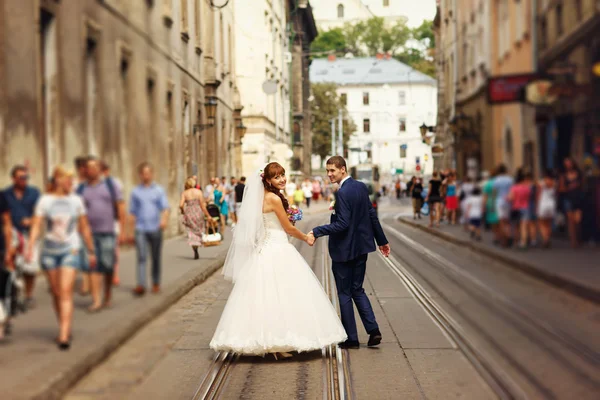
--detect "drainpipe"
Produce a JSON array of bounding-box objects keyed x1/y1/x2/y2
[{"x1": 452, "y1": 0, "x2": 458, "y2": 170}]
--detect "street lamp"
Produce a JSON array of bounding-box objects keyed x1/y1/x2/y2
[
  {"x1": 193, "y1": 96, "x2": 218, "y2": 134},
  {"x1": 419, "y1": 123, "x2": 428, "y2": 137},
  {"x1": 235, "y1": 120, "x2": 247, "y2": 137}
]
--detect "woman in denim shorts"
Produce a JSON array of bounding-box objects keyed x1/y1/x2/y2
[{"x1": 26, "y1": 166, "x2": 97, "y2": 350}]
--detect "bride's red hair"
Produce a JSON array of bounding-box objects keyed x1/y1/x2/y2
[{"x1": 262, "y1": 162, "x2": 289, "y2": 211}]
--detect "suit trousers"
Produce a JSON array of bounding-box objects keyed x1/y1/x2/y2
[{"x1": 331, "y1": 254, "x2": 379, "y2": 342}]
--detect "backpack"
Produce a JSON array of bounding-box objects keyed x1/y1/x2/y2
[{"x1": 77, "y1": 177, "x2": 119, "y2": 220}]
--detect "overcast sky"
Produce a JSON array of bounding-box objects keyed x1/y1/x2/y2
[{"x1": 395, "y1": 0, "x2": 437, "y2": 28}]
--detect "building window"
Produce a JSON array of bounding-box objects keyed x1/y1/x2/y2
[
  {"x1": 540, "y1": 17, "x2": 547, "y2": 50},
  {"x1": 363, "y1": 118, "x2": 370, "y2": 133},
  {"x1": 556, "y1": 3, "x2": 563, "y2": 37},
  {"x1": 515, "y1": 0, "x2": 524, "y2": 40},
  {"x1": 398, "y1": 91, "x2": 406, "y2": 105},
  {"x1": 340, "y1": 93, "x2": 347, "y2": 105},
  {"x1": 84, "y1": 38, "x2": 99, "y2": 155},
  {"x1": 194, "y1": 0, "x2": 201, "y2": 51},
  {"x1": 363, "y1": 92, "x2": 369, "y2": 105},
  {"x1": 383, "y1": 0, "x2": 390, "y2": 6},
  {"x1": 399, "y1": 118, "x2": 406, "y2": 132},
  {"x1": 337, "y1": 4, "x2": 344, "y2": 19},
  {"x1": 40, "y1": 8, "x2": 58, "y2": 175},
  {"x1": 400, "y1": 146, "x2": 406, "y2": 158},
  {"x1": 575, "y1": 0, "x2": 582, "y2": 21},
  {"x1": 180, "y1": 0, "x2": 189, "y2": 41}
]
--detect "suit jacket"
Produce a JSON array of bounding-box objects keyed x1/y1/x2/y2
[{"x1": 313, "y1": 178, "x2": 388, "y2": 263}]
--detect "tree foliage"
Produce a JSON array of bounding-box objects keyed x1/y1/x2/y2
[
  {"x1": 310, "y1": 28, "x2": 347, "y2": 56},
  {"x1": 310, "y1": 18, "x2": 436, "y2": 77},
  {"x1": 310, "y1": 83, "x2": 356, "y2": 162}
]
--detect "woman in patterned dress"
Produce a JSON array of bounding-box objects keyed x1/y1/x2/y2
[{"x1": 180, "y1": 178, "x2": 214, "y2": 259}]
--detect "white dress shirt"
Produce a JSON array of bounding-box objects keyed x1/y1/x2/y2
[{"x1": 339, "y1": 176, "x2": 351, "y2": 188}]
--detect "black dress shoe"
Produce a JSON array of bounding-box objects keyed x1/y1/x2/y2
[
  {"x1": 339, "y1": 340, "x2": 360, "y2": 349},
  {"x1": 368, "y1": 329, "x2": 382, "y2": 347}
]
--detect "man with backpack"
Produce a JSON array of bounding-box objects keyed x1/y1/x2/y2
[{"x1": 76, "y1": 157, "x2": 125, "y2": 312}]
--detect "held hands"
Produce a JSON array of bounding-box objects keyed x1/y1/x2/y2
[
  {"x1": 306, "y1": 231, "x2": 316, "y2": 246},
  {"x1": 379, "y1": 244, "x2": 391, "y2": 258}
]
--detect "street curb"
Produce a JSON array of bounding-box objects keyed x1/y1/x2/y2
[
  {"x1": 397, "y1": 217, "x2": 600, "y2": 305},
  {"x1": 31, "y1": 255, "x2": 226, "y2": 400}
]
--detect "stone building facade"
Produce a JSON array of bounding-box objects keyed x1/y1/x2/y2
[
  {"x1": 234, "y1": 0, "x2": 293, "y2": 177},
  {"x1": 535, "y1": 0, "x2": 600, "y2": 173},
  {"x1": 289, "y1": 1, "x2": 318, "y2": 176},
  {"x1": 490, "y1": 0, "x2": 536, "y2": 175},
  {"x1": 0, "y1": 0, "x2": 239, "y2": 235}
]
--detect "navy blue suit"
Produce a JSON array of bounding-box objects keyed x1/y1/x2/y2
[{"x1": 313, "y1": 177, "x2": 388, "y2": 342}]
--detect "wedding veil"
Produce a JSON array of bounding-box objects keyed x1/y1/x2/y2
[{"x1": 221, "y1": 169, "x2": 265, "y2": 283}]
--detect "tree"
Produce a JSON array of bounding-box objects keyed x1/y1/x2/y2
[
  {"x1": 310, "y1": 83, "x2": 356, "y2": 163},
  {"x1": 342, "y1": 22, "x2": 365, "y2": 57},
  {"x1": 360, "y1": 17, "x2": 410, "y2": 56},
  {"x1": 310, "y1": 28, "x2": 347, "y2": 57},
  {"x1": 395, "y1": 19, "x2": 436, "y2": 77}
]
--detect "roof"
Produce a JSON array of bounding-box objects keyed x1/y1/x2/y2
[{"x1": 309, "y1": 57, "x2": 436, "y2": 86}]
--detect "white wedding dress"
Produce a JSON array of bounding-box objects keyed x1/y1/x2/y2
[{"x1": 209, "y1": 212, "x2": 347, "y2": 355}]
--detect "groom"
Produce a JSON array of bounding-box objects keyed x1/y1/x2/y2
[{"x1": 309, "y1": 156, "x2": 390, "y2": 349}]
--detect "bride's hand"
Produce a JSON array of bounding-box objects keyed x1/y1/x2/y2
[{"x1": 306, "y1": 232, "x2": 316, "y2": 246}]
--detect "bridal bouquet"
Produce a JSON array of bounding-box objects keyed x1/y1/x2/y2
[{"x1": 287, "y1": 206, "x2": 303, "y2": 225}]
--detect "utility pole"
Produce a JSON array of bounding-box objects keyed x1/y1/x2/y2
[
  {"x1": 337, "y1": 109, "x2": 343, "y2": 156},
  {"x1": 330, "y1": 118, "x2": 336, "y2": 157}
]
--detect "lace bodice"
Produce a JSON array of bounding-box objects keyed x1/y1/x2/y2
[{"x1": 260, "y1": 212, "x2": 289, "y2": 247}]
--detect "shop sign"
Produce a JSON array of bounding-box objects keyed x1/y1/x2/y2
[
  {"x1": 487, "y1": 73, "x2": 538, "y2": 104},
  {"x1": 525, "y1": 80, "x2": 558, "y2": 105},
  {"x1": 526, "y1": 80, "x2": 592, "y2": 105}
]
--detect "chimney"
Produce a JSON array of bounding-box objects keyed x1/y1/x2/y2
[
  {"x1": 376, "y1": 53, "x2": 384, "y2": 60},
  {"x1": 384, "y1": 52, "x2": 391, "y2": 60},
  {"x1": 328, "y1": 54, "x2": 336, "y2": 62}
]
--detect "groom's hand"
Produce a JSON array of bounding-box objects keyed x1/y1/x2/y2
[
  {"x1": 306, "y1": 231, "x2": 316, "y2": 246},
  {"x1": 379, "y1": 244, "x2": 391, "y2": 257}
]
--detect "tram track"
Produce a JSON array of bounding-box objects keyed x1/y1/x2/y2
[
  {"x1": 380, "y1": 220, "x2": 600, "y2": 399},
  {"x1": 191, "y1": 215, "x2": 354, "y2": 400}
]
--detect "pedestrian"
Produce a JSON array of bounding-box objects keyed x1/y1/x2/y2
[
  {"x1": 204, "y1": 178, "x2": 215, "y2": 204},
  {"x1": 73, "y1": 156, "x2": 91, "y2": 295},
  {"x1": 312, "y1": 179, "x2": 322, "y2": 202},
  {"x1": 459, "y1": 176, "x2": 475, "y2": 229},
  {"x1": 235, "y1": 176, "x2": 246, "y2": 211},
  {"x1": 213, "y1": 177, "x2": 228, "y2": 232},
  {"x1": 180, "y1": 177, "x2": 214, "y2": 260},
  {"x1": 129, "y1": 163, "x2": 170, "y2": 295},
  {"x1": 465, "y1": 186, "x2": 484, "y2": 241},
  {"x1": 302, "y1": 179, "x2": 313, "y2": 208},
  {"x1": 537, "y1": 169, "x2": 557, "y2": 248},
  {"x1": 410, "y1": 177, "x2": 424, "y2": 219},
  {"x1": 444, "y1": 172, "x2": 459, "y2": 225},
  {"x1": 100, "y1": 161, "x2": 123, "y2": 286},
  {"x1": 482, "y1": 168, "x2": 500, "y2": 244},
  {"x1": 559, "y1": 157, "x2": 584, "y2": 248},
  {"x1": 4, "y1": 165, "x2": 41, "y2": 309},
  {"x1": 493, "y1": 164, "x2": 515, "y2": 247},
  {"x1": 508, "y1": 169, "x2": 533, "y2": 249},
  {"x1": 395, "y1": 179, "x2": 401, "y2": 199},
  {"x1": 77, "y1": 157, "x2": 125, "y2": 312},
  {"x1": 0, "y1": 191, "x2": 14, "y2": 341},
  {"x1": 425, "y1": 170, "x2": 443, "y2": 228},
  {"x1": 285, "y1": 179, "x2": 297, "y2": 205},
  {"x1": 226, "y1": 177, "x2": 237, "y2": 226},
  {"x1": 26, "y1": 166, "x2": 97, "y2": 350},
  {"x1": 293, "y1": 183, "x2": 305, "y2": 207}
]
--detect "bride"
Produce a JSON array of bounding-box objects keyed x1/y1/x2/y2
[{"x1": 210, "y1": 162, "x2": 347, "y2": 358}]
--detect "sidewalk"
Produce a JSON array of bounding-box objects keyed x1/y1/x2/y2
[
  {"x1": 0, "y1": 233, "x2": 231, "y2": 400},
  {"x1": 398, "y1": 216, "x2": 600, "y2": 304}
]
